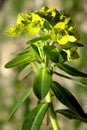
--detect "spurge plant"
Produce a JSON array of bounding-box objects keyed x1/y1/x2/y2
[{"x1": 5, "y1": 6, "x2": 87, "y2": 130}]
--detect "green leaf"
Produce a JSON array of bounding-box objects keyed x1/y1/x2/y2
[
  {"x1": 73, "y1": 42, "x2": 84, "y2": 47},
  {"x1": 51, "y1": 81, "x2": 85, "y2": 116},
  {"x1": 60, "y1": 50, "x2": 67, "y2": 62},
  {"x1": 64, "y1": 42, "x2": 84, "y2": 49},
  {"x1": 11, "y1": 47, "x2": 31, "y2": 55},
  {"x1": 18, "y1": 64, "x2": 32, "y2": 81},
  {"x1": 57, "y1": 63, "x2": 87, "y2": 77},
  {"x1": 33, "y1": 68, "x2": 52, "y2": 99},
  {"x1": 57, "y1": 109, "x2": 79, "y2": 120},
  {"x1": 5, "y1": 52, "x2": 35, "y2": 68},
  {"x1": 44, "y1": 45, "x2": 60, "y2": 63},
  {"x1": 31, "y1": 44, "x2": 42, "y2": 61},
  {"x1": 30, "y1": 61, "x2": 41, "y2": 74},
  {"x1": 56, "y1": 109, "x2": 87, "y2": 123},
  {"x1": 54, "y1": 71, "x2": 71, "y2": 79},
  {"x1": 54, "y1": 71, "x2": 87, "y2": 87},
  {"x1": 9, "y1": 86, "x2": 32, "y2": 120},
  {"x1": 26, "y1": 35, "x2": 50, "y2": 44},
  {"x1": 22, "y1": 102, "x2": 48, "y2": 130}
]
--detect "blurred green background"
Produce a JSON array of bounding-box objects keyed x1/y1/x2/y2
[{"x1": 0, "y1": 0, "x2": 87, "y2": 130}]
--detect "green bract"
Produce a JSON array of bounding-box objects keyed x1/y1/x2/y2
[{"x1": 5, "y1": 6, "x2": 87, "y2": 130}]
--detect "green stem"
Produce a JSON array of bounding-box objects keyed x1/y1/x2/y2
[{"x1": 46, "y1": 92, "x2": 60, "y2": 130}]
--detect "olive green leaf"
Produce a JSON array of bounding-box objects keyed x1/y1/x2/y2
[
  {"x1": 57, "y1": 63, "x2": 87, "y2": 77},
  {"x1": 56, "y1": 109, "x2": 87, "y2": 123},
  {"x1": 9, "y1": 86, "x2": 32, "y2": 120},
  {"x1": 63, "y1": 42, "x2": 84, "y2": 49},
  {"x1": 5, "y1": 51, "x2": 35, "y2": 68},
  {"x1": 33, "y1": 67, "x2": 52, "y2": 99},
  {"x1": 31, "y1": 44, "x2": 42, "y2": 61},
  {"x1": 26, "y1": 35, "x2": 50, "y2": 44},
  {"x1": 10, "y1": 47, "x2": 31, "y2": 55},
  {"x1": 43, "y1": 45, "x2": 60, "y2": 63},
  {"x1": 18, "y1": 64, "x2": 32, "y2": 81},
  {"x1": 54, "y1": 71, "x2": 87, "y2": 87},
  {"x1": 22, "y1": 102, "x2": 48, "y2": 130},
  {"x1": 51, "y1": 81, "x2": 85, "y2": 116}
]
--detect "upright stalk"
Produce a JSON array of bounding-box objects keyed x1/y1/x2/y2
[{"x1": 46, "y1": 92, "x2": 60, "y2": 130}]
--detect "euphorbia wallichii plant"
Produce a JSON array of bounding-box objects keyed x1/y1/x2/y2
[{"x1": 5, "y1": 6, "x2": 87, "y2": 130}]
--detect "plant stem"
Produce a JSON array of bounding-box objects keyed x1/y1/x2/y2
[{"x1": 46, "y1": 92, "x2": 60, "y2": 130}]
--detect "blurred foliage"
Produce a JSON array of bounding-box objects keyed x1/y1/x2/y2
[
  {"x1": 0, "y1": 0, "x2": 87, "y2": 130},
  {"x1": 61, "y1": 0, "x2": 82, "y2": 14},
  {"x1": 11, "y1": 0, "x2": 26, "y2": 14}
]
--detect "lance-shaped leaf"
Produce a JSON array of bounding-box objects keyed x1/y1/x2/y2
[
  {"x1": 30, "y1": 61, "x2": 41, "y2": 74},
  {"x1": 9, "y1": 86, "x2": 32, "y2": 120},
  {"x1": 18, "y1": 64, "x2": 32, "y2": 81},
  {"x1": 26, "y1": 35, "x2": 50, "y2": 44},
  {"x1": 56, "y1": 109, "x2": 87, "y2": 123},
  {"x1": 51, "y1": 81, "x2": 85, "y2": 116},
  {"x1": 33, "y1": 68, "x2": 52, "y2": 99},
  {"x1": 31, "y1": 44, "x2": 42, "y2": 61},
  {"x1": 11, "y1": 47, "x2": 31, "y2": 55},
  {"x1": 63, "y1": 42, "x2": 84, "y2": 49},
  {"x1": 5, "y1": 52, "x2": 35, "y2": 68},
  {"x1": 56, "y1": 109, "x2": 79, "y2": 120},
  {"x1": 57, "y1": 63, "x2": 87, "y2": 77},
  {"x1": 44, "y1": 45, "x2": 60, "y2": 63},
  {"x1": 22, "y1": 102, "x2": 48, "y2": 130},
  {"x1": 54, "y1": 71, "x2": 87, "y2": 87}
]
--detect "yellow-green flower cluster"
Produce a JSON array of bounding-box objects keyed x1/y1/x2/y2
[
  {"x1": 37, "y1": 6, "x2": 79, "y2": 44},
  {"x1": 6, "y1": 6, "x2": 79, "y2": 42},
  {"x1": 6, "y1": 6, "x2": 81, "y2": 61}
]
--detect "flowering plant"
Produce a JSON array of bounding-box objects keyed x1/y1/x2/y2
[{"x1": 5, "y1": 6, "x2": 87, "y2": 130}]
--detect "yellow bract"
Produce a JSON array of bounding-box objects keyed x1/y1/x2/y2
[
  {"x1": 16, "y1": 13, "x2": 31, "y2": 24},
  {"x1": 6, "y1": 24, "x2": 24, "y2": 36},
  {"x1": 58, "y1": 35, "x2": 69, "y2": 44},
  {"x1": 54, "y1": 22, "x2": 66, "y2": 30},
  {"x1": 24, "y1": 13, "x2": 44, "y2": 34}
]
